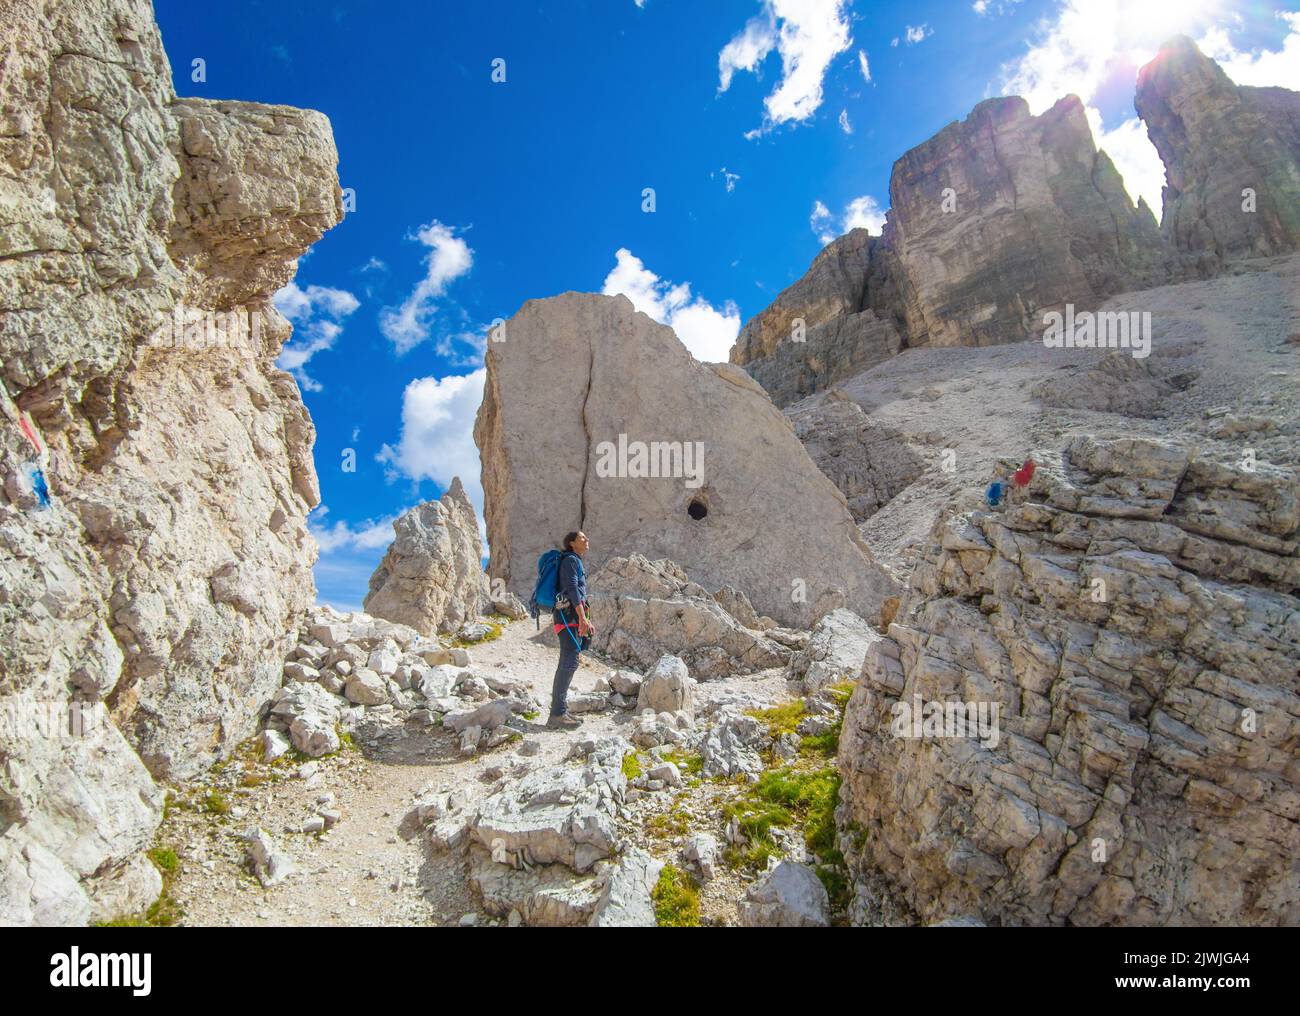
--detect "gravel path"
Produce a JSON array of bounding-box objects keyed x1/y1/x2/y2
[{"x1": 162, "y1": 619, "x2": 799, "y2": 927}]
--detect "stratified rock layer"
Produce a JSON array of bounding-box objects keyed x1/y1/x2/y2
[
  {"x1": 0, "y1": 0, "x2": 341, "y2": 924},
  {"x1": 883, "y1": 95, "x2": 1166, "y2": 350},
  {"x1": 474, "y1": 293, "x2": 897, "y2": 627},
  {"x1": 364, "y1": 477, "x2": 488, "y2": 635},
  {"x1": 732, "y1": 95, "x2": 1167, "y2": 404},
  {"x1": 787, "y1": 395, "x2": 926, "y2": 521},
  {"x1": 729, "y1": 230, "x2": 904, "y2": 406},
  {"x1": 1137, "y1": 35, "x2": 1300, "y2": 274},
  {"x1": 838, "y1": 435, "x2": 1299, "y2": 926}
]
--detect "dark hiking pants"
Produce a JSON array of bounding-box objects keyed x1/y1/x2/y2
[{"x1": 550, "y1": 626, "x2": 581, "y2": 718}]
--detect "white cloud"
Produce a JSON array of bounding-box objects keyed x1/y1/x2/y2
[
  {"x1": 857, "y1": 49, "x2": 871, "y2": 82},
  {"x1": 273, "y1": 281, "x2": 360, "y2": 392},
  {"x1": 718, "y1": 11, "x2": 776, "y2": 91},
  {"x1": 377, "y1": 369, "x2": 487, "y2": 515},
  {"x1": 308, "y1": 506, "x2": 398, "y2": 613},
  {"x1": 843, "y1": 195, "x2": 887, "y2": 233},
  {"x1": 810, "y1": 200, "x2": 834, "y2": 241},
  {"x1": 973, "y1": 0, "x2": 1023, "y2": 15},
  {"x1": 718, "y1": 0, "x2": 852, "y2": 134},
  {"x1": 717, "y1": 167, "x2": 742, "y2": 192},
  {"x1": 994, "y1": 0, "x2": 1300, "y2": 217},
  {"x1": 601, "y1": 248, "x2": 741, "y2": 362},
  {"x1": 890, "y1": 37, "x2": 899, "y2": 47},
  {"x1": 1200, "y1": 11, "x2": 1300, "y2": 91},
  {"x1": 378, "y1": 220, "x2": 474, "y2": 354},
  {"x1": 309, "y1": 509, "x2": 398, "y2": 554},
  {"x1": 838, "y1": 108, "x2": 853, "y2": 133},
  {"x1": 811, "y1": 195, "x2": 886, "y2": 244},
  {"x1": 1089, "y1": 110, "x2": 1165, "y2": 216},
  {"x1": 904, "y1": 24, "x2": 932, "y2": 45}
]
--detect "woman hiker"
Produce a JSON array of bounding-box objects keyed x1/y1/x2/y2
[{"x1": 548, "y1": 530, "x2": 595, "y2": 730}]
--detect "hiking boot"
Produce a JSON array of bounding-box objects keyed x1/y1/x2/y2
[{"x1": 546, "y1": 713, "x2": 582, "y2": 730}]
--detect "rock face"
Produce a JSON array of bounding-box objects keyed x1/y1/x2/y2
[
  {"x1": 731, "y1": 96, "x2": 1166, "y2": 403},
  {"x1": 882, "y1": 95, "x2": 1166, "y2": 350},
  {"x1": 0, "y1": 0, "x2": 341, "y2": 924},
  {"x1": 588, "y1": 554, "x2": 791, "y2": 677},
  {"x1": 364, "y1": 477, "x2": 488, "y2": 635},
  {"x1": 787, "y1": 608, "x2": 880, "y2": 693},
  {"x1": 787, "y1": 396, "x2": 926, "y2": 521},
  {"x1": 838, "y1": 435, "x2": 1299, "y2": 926},
  {"x1": 1136, "y1": 36, "x2": 1300, "y2": 274},
  {"x1": 474, "y1": 292, "x2": 897, "y2": 627},
  {"x1": 729, "y1": 230, "x2": 905, "y2": 407}
]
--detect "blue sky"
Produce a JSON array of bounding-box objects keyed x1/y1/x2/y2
[{"x1": 153, "y1": 0, "x2": 1300, "y2": 610}]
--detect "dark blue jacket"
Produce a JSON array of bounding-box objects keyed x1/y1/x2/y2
[{"x1": 554, "y1": 552, "x2": 587, "y2": 625}]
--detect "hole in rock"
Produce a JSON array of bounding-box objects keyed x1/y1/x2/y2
[{"x1": 687, "y1": 498, "x2": 708, "y2": 521}]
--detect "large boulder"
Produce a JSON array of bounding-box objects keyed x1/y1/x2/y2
[
  {"x1": 1136, "y1": 35, "x2": 1300, "y2": 273},
  {"x1": 787, "y1": 608, "x2": 881, "y2": 692},
  {"x1": 474, "y1": 292, "x2": 898, "y2": 628},
  {"x1": 470, "y1": 738, "x2": 628, "y2": 872},
  {"x1": 738, "y1": 861, "x2": 831, "y2": 927},
  {"x1": 838, "y1": 435, "x2": 1300, "y2": 926},
  {"x1": 364, "y1": 477, "x2": 488, "y2": 635},
  {"x1": 589, "y1": 554, "x2": 791, "y2": 678},
  {"x1": 0, "y1": 0, "x2": 342, "y2": 924}
]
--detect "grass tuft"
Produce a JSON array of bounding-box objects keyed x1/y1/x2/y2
[{"x1": 652, "y1": 864, "x2": 701, "y2": 927}]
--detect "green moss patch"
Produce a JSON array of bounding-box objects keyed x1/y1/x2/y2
[{"x1": 652, "y1": 864, "x2": 701, "y2": 927}]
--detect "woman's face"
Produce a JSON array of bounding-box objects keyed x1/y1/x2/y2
[{"x1": 572, "y1": 532, "x2": 589, "y2": 555}]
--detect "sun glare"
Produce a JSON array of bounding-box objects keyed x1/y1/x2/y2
[{"x1": 1123, "y1": 0, "x2": 1224, "y2": 50}]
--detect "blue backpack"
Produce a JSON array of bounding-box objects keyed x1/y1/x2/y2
[
  {"x1": 529, "y1": 549, "x2": 572, "y2": 619},
  {"x1": 530, "y1": 549, "x2": 585, "y2": 650}
]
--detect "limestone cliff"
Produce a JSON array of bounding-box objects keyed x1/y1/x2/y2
[
  {"x1": 0, "y1": 0, "x2": 342, "y2": 924},
  {"x1": 728, "y1": 230, "x2": 904, "y2": 406},
  {"x1": 882, "y1": 95, "x2": 1167, "y2": 349},
  {"x1": 474, "y1": 292, "x2": 899, "y2": 628},
  {"x1": 733, "y1": 96, "x2": 1166, "y2": 405},
  {"x1": 734, "y1": 39, "x2": 1300, "y2": 404},
  {"x1": 1136, "y1": 35, "x2": 1300, "y2": 274},
  {"x1": 838, "y1": 436, "x2": 1299, "y2": 926}
]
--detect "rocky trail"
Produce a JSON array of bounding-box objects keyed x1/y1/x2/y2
[{"x1": 153, "y1": 616, "x2": 853, "y2": 928}]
